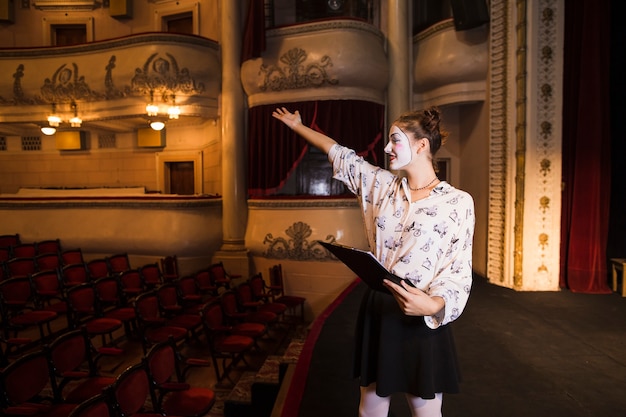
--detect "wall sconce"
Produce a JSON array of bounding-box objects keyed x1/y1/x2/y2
[
  {"x1": 167, "y1": 104, "x2": 180, "y2": 119},
  {"x1": 69, "y1": 102, "x2": 82, "y2": 128},
  {"x1": 167, "y1": 95, "x2": 180, "y2": 119},
  {"x1": 146, "y1": 91, "x2": 159, "y2": 117},
  {"x1": 47, "y1": 104, "x2": 61, "y2": 127}
]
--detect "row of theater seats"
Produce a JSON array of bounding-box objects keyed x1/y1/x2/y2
[
  {"x1": 1, "y1": 267, "x2": 303, "y2": 416},
  {"x1": 1, "y1": 233, "x2": 307, "y2": 412},
  {"x1": 0, "y1": 326, "x2": 216, "y2": 417}
]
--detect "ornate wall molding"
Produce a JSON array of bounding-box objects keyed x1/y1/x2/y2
[
  {"x1": 258, "y1": 48, "x2": 338, "y2": 92},
  {"x1": 32, "y1": 1, "x2": 97, "y2": 10},
  {"x1": 487, "y1": 0, "x2": 563, "y2": 290},
  {"x1": 522, "y1": 0, "x2": 563, "y2": 290},
  {"x1": 487, "y1": 0, "x2": 510, "y2": 284},
  {"x1": 513, "y1": 0, "x2": 528, "y2": 288},
  {"x1": 266, "y1": 18, "x2": 384, "y2": 41},
  {"x1": 248, "y1": 198, "x2": 358, "y2": 209}
]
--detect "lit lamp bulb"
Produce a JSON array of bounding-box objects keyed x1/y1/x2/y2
[
  {"x1": 41, "y1": 126, "x2": 56, "y2": 135},
  {"x1": 47, "y1": 114, "x2": 61, "y2": 127},
  {"x1": 167, "y1": 105, "x2": 180, "y2": 119},
  {"x1": 150, "y1": 121, "x2": 165, "y2": 131},
  {"x1": 69, "y1": 115, "x2": 82, "y2": 127},
  {"x1": 146, "y1": 102, "x2": 159, "y2": 117}
]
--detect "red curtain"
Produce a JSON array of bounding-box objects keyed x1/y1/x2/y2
[
  {"x1": 559, "y1": 0, "x2": 612, "y2": 293},
  {"x1": 241, "y1": 0, "x2": 266, "y2": 63},
  {"x1": 248, "y1": 100, "x2": 384, "y2": 197}
]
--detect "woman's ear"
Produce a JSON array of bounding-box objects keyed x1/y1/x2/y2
[{"x1": 416, "y1": 138, "x2": 428, "y2": 154}]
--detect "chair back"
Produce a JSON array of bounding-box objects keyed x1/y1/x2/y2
[
  {"x1": 0, "y1": 276, "x2": 34, "y2": 311},
  {"x1": 156, "y1": 283, "x2": 182, "y2": 314},
  {"x1": 36, "y1": 239, "x2": 62, "y2": 255},
  {"x1": 139, "y1": 263, "x2": 163, "y2": 288},
  {"x1": 0, "y1": 247, "x2": 11, "y2": 262},
  {"x1": 94, "y1": 276, "x2": 124, "y2": 307},
  {"x1": 48, "y1": 327, "x2": 95, "y2": 377},
  {"x1": 107, "y1": 253, "x2": 130, "y2": 274},
  {"x1": 68, "y1": 391, "x2": 114, "y2": 417},
  {"x1": 235, "y1": 281, "x2": 255, "y2": 304},
  {"x1": 160, "y1": 255, "x2": 179, "y2": 282},
  {"x1": 0, "y1": 233, "x2": 20, "y2": 248},
  {"x1": 62, "y1": 263, "x2": 90, "y2": 287},
  {"x1": 208, "y1": 262, "x2": 230, "y2": 286},
  {"x1": 48, "y1": 327, "x2": 103, "y2": 403},
  {"x1": 11, "y1": 243, "x2": 36, "y2": 258},
  {"x1": 66, "y1": 283, "x2": 99, "y2": 320},
  {"x1": 269, "y1": 264, "x2": 285, "y2": 293},
  {"x1": 119, "y1": 269, "x2": 145, "y2": 297},
  {"x1": 87, "y1": 259, "x2": 110, "y2": 280},
  {"x1": 35, "y1": 252, "x2": 61, "y2": 272},
  {"x1": 200, "y1": 301, "x2": 225, "y2": 331},
  {"x1": 194, "y1": 269, "x2": 212, "y2": 288},
  {"x1": 177, "y1": 275, "x2": 199, "y2": 298},
  {"x1": 145, "y1": 337, "x2": 179, "y2": 385},
  {"x1": 30, "y1": 269, "x2": 64, "y2": 308},
  {"x1": 61, "y1": 248, "x2": 84, "y2": 266},
  {"x1": 112, "y1": 362, "x2": 156, "y2": 416},
  {"x1": 0, "y1": 349, "x2": 55, "y2": 406},
  {"x1": 219, "y1": 290, "x2": 242, "y2": 320},
  {"x1": 134, "y1": 291, "x2": 161, "y2": 321},
  {"x1": 249, "y1": 273, "x2": 267, "y2": 299},
  {"x1": 6, "y1": 257, "x2": 37, "y2": 278}
]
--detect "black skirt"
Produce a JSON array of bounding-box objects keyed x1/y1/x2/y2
[{"x1": 353, "y1": 287, "x2": 461, "y2": 399}]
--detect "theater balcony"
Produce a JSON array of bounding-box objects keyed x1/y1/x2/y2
[
  {"x1": 0, "y1": 32, "x2": 220, "y2": 135},
  {"x1": 241, "y1": 18, "x2": 389, "y2": 106},
  {"x1": 412, "y1": 19, "x2": 488, "y2": 108}
]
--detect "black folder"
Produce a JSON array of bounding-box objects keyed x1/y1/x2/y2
[{"x1": 318, "y1": 241, "x2": 416, "y2": 293}]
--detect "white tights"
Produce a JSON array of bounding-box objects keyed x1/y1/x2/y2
[{"x1": 359, "y1": 383, "x2": 443, "y2": 417}]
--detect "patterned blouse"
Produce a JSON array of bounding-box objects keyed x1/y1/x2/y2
[{"x1": 329, "y1": 144, "x2": 475, "y2": 328}]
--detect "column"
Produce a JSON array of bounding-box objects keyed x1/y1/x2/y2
[
  {"x1": 214, "y1": 0, "x2": 251, "y2": 278},
  {"x1": 387, "y1": 0, "x2": 411, "y2": 124}
]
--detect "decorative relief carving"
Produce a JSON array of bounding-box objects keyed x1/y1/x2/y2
[
  {"x1": 131, "y1": 52, "x2": 205, "y2": 99},
  {"x1": 259, "y1": 48, "x2": 338, "y2": 92},
  {"x1": 262, "y1": 221, "x2": 337, "y2": 261},
  {"x1": 39, "y1": 62, "x2": 104, "y2": 103},
  {"x1": 2, "y1": 51, "x2": 205, "y2": 105},
  {"x1": 104, "y1": 56, "x2": 131, "y2": 99},
  {"x1": 534, "y1": 1, "x2": 560, "y2": 277}
]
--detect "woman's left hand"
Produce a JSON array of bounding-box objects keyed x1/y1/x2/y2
[{"x1": 383, "y1": 279, "x2": 445, "y2": 316}]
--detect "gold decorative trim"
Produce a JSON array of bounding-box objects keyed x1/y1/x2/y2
[
  {"x1": 267, "y1": 19, "x2": 384, "y2": 41},
  {"x1": 513, "y1": 0, "x2": 528, "y2": 289},
  {"x1": 487, "y1": 0, "x2": 510, "y2": 283},
  {"x1": 248, "y1": 198, "x2": 358, "y2": 209},
  {"x1": 534, "y1": 0, "x2": 559, "y2": 275},
  {"x1": 33, "y1": 0, "x2": 97, "y2": 10},
  {"x1": 413, "y1": 19, "x2": 456, "y2": 42}
]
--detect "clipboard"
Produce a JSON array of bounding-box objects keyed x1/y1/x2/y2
[{"x1": 318, "y1": 241, "x2": 416, "y2": 293}]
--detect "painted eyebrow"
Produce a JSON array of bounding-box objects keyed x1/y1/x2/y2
[{"x1": 390, "y1": 131, "x2": 409, "y2": 142}]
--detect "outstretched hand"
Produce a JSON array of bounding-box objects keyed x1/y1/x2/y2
[
  {"x1": 272, "y1": 107, "x2": 302, "y2": 130},
  {"x1": 383, "y1": 279, "x2": 445, "y2": 317}
]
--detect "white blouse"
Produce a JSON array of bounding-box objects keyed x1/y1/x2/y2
[{"x1": 329, "y1": 144, "x2": 475, "y2": 329}]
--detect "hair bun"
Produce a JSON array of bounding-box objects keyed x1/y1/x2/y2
[{"x1": 423, "y1": 107, "x2": 440, "y2": 131}]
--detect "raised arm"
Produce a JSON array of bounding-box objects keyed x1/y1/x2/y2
[{"x1": 272, "y1": 107, "x2": 337, "y2": 155}]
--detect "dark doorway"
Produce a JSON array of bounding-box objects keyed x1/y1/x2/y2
[
  {"x1": 165, "y1": 13, "x2": 193, "y2": 34},
  {"x1": 167, "y1": 161, "x2": 195, "y2": 195},
  {"x1": 53, "y1": 25, "x2": 87, "y2": 46}
]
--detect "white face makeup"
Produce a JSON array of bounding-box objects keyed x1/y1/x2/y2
[{"x1": 384, "y1": 126, "x2": 413, "y2": 170}]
